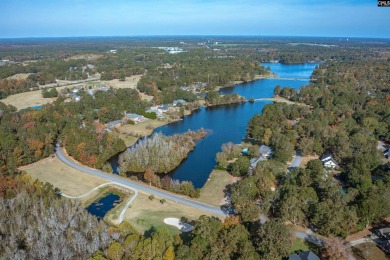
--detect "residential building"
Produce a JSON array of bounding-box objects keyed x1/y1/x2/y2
[
  {"x1": 146, "y1": 109, "x2": 163, "y2": 117},
  {"x1": 158, "y1": 105, "x2": 170, "y2": 112},
  {"x1": 289, "y1": 251, "x2": 320, "y2": 260},
  {"x1": 125, "y1": 113, "x2": 145, "y2": 123},
  {"x1": 377, "y1": 227, "x2": 390, "y2": 239},
  {"x1": 173, "y1": 99, "x2": 187, "y2": 106},
  {"x1": 105, "y1": 120, "x2": 121, "y2": 130},
  {"x1": 320, "y1": 152, "x2": 338, "y2": 168},
  {"x1": 384, "y1": 148, "x2": 389, "y2": 159},
  {"x1": 259, "y1": 145, "x2": 273, "y2": 158}
]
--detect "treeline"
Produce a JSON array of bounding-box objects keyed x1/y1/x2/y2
[
  {"x1": 0, "y1": 78, "x2": 38, "y2": 99},
  {"x1": 143, "y1": 168, "x2": 200, "y2": 198},
  {"x1": 205, "y1": 91, "x2": 245, "y2": 106},
  {"x1": 119, "y1": 130, "x2": 207, "y2": 173}
]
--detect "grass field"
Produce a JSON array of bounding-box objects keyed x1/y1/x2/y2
[
  {"x1": 290, "y1": 238, "x2": 310, "y2": 253},
  {"x1": 124, "y1": 193, "x2": 222, "y2": 235},
  {"x1": 197, "y1": 169, "x2": 238, "y2": 207},
  {"x1": 22, "y1": 156, "x2": 108, "y2": 204},
  {"x1": 118, "y1": 118, "x2": 171, "y2": 139}
]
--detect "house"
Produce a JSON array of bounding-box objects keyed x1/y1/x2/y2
[
  {"x1": 146, "y1": 109, "x2": 163, "y2": 117},
  {"x1": 384, "y1": 148, "x2": 390, "y2": 159},
  {"x1": 379, "y1": 240, "x2": 390, "y2": 254},
  {"x1": 96, "y1": 84, "x2": 110, "y2": 92},
  {"x1": 289, "y1": 251, "x2": 320, "y2": 260},
  {"x1": 173, "y1": 99, "x2": 187, "y2": 106},
  {"x1": 259, "y1": 145, "x2": 273, "y2": 158},
  {"x1": 105, "y1": 120, "x2": 121, "y2": 129},
  {"x1": 71, "y1": 93, "x2": 81, "y2": 102},
  {"x1": 377, "y1": 227, "x2": 390, "y2": 239},
  {"x1": 158, "y1": 105, "x2": 170, "y2": 112},
  {"x1": 320, "y1": 152, "x2": 337, "y2": 168},
  {"x1": 179, "y1": 86, "x2": 189, "y2": 91},
  {"x1": 249, "y1": 157, "x2": 266, "y2": 171},
  {"x1": 125, "y1": 113, "x2": 145, "y2": 123}
]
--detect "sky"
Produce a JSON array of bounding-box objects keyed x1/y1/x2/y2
[{"x1": 0, "y1": 0, "x2": 389, "y2": 38}]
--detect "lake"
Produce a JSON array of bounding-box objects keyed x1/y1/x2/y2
[
  {"x1": 151, "y1": 63, "x2": 318, "y2": 188},
  {"x1": 86, "y1": 193, "x2": 120, "y2": 220}
]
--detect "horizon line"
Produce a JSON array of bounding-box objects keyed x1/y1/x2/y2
[{"x1": 1, "y1": 35, "x2": 390, "y2": 40}]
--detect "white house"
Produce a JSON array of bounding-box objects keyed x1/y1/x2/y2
[
  {"x1": 384, "y1": 148, "x2": 390, "y2": 159},
  {"x1": 173, "y1": 99, "x2": 187, "y2": 106},
  {"x1": 320, "y1": 152, "x2": 337, "y2": 168},
  {"x1": 125, "y1": 113, "x2": 145, "y2": 123},
  {"x1": 146, "y1": 109, "x2": 163, "y2": 117}
]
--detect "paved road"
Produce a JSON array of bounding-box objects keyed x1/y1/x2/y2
[
  {"x1": 55, "y1": 144, "x2": 225, "y2": 216},
  {"x1": 61, "y1": 181, "x2": 139, "y2": 224},
  {"x1": 290, "y1": 152, "x2": 302, "y2": 168}
]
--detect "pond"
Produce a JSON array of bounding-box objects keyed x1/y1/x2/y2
[{"x1": 86, "y1": 193, "x2": 121, "y2": 220}]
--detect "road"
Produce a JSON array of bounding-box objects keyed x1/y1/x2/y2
[
  {"x1": 55, "y1": 144, "x2": 225, "y2": 216},
  {"x1": 290, "y1": 152, "x2": 302, "y2": 168},
  {"x1": 61, "y1": 181, "x2": 139, "y2": 224}
]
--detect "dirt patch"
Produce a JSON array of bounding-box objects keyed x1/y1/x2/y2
[
  {"x1": 300, "y1": 155, "x2": 320, "y2": 167},
  {"x1": 352, "y1": 243, "x2": 388, "y2": 260}
]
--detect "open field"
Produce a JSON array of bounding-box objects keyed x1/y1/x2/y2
[
  {"x1": 124, "y1": 192, "x2": 223, "y2": 235},
  {"x1": 1, "y1": 89, "x2": 58, "y2": 109},
  {"x1": 5, "y1": 73, "x2": 32, "y2": 80},
  {"x1": 352, "y1": 243, "x2": 388, "y2": 260},
  {"x1": 103, "y1": 75, "x2": 142, "y2": 89},
  {"x1": 22, "y1": 156, "x2": 108, "y2": 204},
  {"x1": 118, "y1": 118, "x2": 173, "y2": 139},
  {"x1": 1, "y1": 75, "x2": 144, "y2": 110},
  {"x1": 197, "y1": 169, "x2": 238, "y2": 207},
  {"x1": 290, "y1": 238, "x2": 310, "y2": 253}
]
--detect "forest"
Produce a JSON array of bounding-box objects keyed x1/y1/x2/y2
[{"x1": 119, "y1": 130, "x2": 207, "y2": 174}]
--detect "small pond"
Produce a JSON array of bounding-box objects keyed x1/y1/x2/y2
[{"x1": 86, "y1": 193, "x2": 121, "y2": 220}]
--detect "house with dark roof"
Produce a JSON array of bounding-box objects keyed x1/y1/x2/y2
[
  {"x1": 384, "y1": 148, "x2": 390, "y2": 159},
  {"x1": 320, "y1": 152, "x2": 337, "y2": 168},
  {"x1": 377, "y1": 227, "x2": 390, "y2": 239},
  {"x1": 289, "y1": 251, "x2": 320, "y2": 260}
]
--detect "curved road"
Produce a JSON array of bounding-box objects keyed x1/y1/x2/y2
[{"x1": 55, "y1": 144, "x2": 225, "y2": 216}]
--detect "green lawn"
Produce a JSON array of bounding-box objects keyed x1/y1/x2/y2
[{"x1": 290, "y1": 238, "x2": 310, "y2": 253}]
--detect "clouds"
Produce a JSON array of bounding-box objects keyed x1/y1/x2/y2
[{"x1": 0, "y1": 0, "x2": 388, "y2": 37}]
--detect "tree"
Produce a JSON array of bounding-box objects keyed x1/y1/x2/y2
[
  {"x1": 230, "y1": 156, "x2": 250, "y2": 176},
  {"x1": 274, "y1": 85, "x2": 281, "y2": 96},
  {"x1": 144, "y1": 168, "x2": 157, "y2": 185},
  {"x1": 163, "y1": 246, "x2": 175, "y2": 260},
  {"x1": 322, "y1": 237, "x2": 351, "y2": 260},
  {"x1": 107, "y1": 242, "x2": 124, "y2": 260},
  {"x1": 254, "y1": 220, "x2": 293, "y2": 260}
]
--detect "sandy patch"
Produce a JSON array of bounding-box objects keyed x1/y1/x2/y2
[
  {"x1": 103, "y1": 75, "x2": 142, "y2": 89},
  {"x1": 163, "y1": 218, "x2": 194, "y2": 232},
  {"x1": 5, "y1": 73, "x2": 32, "y2": 80}
]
